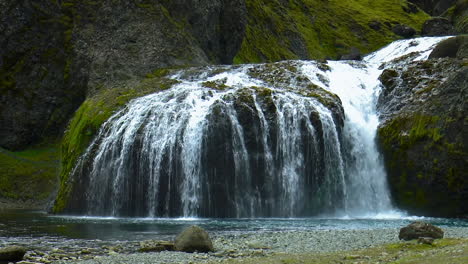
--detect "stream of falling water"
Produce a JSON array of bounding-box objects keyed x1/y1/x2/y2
[{"x1": 67, "y1": 37, "x2": 449, "y2": 218}]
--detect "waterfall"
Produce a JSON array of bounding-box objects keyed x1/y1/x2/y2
[{"x1": 65, "y1": 37, "x2": 449, "y2": 218}]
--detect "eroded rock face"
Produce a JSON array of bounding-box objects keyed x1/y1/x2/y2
[
  {"x1": 160, "y1": 0, "x2": 246, "y2": 64},
  {"x1": 0, "y1": 0, "x2": 88, "y2": 150},
  {"x1": 0, "y1": 0, "x2": 246, "y2": 151},
  {"x1": 377, "y1": 42, "x2": 467, "y2": 217},
  {"x1": 443, "y1": 0, "x2": 468, "y2": 34},
  {"x1": 399, "y1": 221, "x2": 444, "y2": 240},
  {"x1": 174, "y1": 226, "x2": 214, "y2": 253},
  {"x1": 409, "y1": 0, "x2": 457, "y2": 16}
]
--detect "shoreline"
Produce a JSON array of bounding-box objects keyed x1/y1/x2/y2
[
  {"x1": 0, "y1": 198, "x2": 50, "y2": 211},
  {"x1": 9, "y1": 227, "x2": 466, "y2": 264}
]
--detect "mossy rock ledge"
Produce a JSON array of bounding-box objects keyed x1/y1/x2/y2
[{"x1": 376, "y1": 45, "x2": 467, "y2": 217}]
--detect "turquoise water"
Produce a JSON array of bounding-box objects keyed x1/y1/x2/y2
[{"x1": 1, "y1": 209, "x2": 467, "y2": 242}]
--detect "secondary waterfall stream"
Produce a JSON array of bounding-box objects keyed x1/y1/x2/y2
[{"x1": 64, "y1": 37, "x2": 449, "y2": 218}]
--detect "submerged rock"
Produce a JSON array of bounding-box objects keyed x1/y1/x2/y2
[
  {"x1": 399, "y1": 222, "x2": 444, "y2": 240},
  {"x1": 175, "y1": 226, "x2": 214, "y2": 253},
  {"x1": 0, "y1": 246, "x2": 27, "y2": 262}
]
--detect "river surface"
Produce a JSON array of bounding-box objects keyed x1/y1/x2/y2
[{"x1": 1, "y1": 209, "x2": 467, "y2": 244}]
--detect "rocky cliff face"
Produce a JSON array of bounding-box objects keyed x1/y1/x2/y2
[
  {"x1": 0, "y1": 0, "x2": 437, "y2": 208},
  {"x1": 409, "y1": 0, "x2": 457, "y2": 15},
  {"x1": 0, "y1": 0, "x2": 247, "y2": 151},
  {"x1": 0, "y1": 0, "x2": 429, "y2": 151},
  {"x1": 235, "y1": 0, "x2": 429, "y2": 62},
  {"x1": 0, "y1": 0, "x2": 246, "y2": 206},
  {"x1": 377, "y1": 36, "x2": 468, "y2": 217},
  {"x1": 443, "y1": 0, "x2": 468, "y2": 34},
  {"x1": 0, "y1": 0, "x2": 88, "y2": 150}
]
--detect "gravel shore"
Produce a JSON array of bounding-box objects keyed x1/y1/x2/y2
[{"x1": 47, "y1": 227, "x2": 468, "y2": 264}]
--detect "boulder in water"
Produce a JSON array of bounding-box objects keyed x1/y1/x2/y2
[
  {"x1": 175, "y1": 225, "x2": 214, "y2": 253},
  {"x1": 399, "y1": 221, "x2": 444, "y2": 240},
  {"x1": 0, "y1": 246, "x2": 27, "y2": 262}
]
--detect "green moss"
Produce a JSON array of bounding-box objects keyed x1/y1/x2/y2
[
  {"x1": 146, "y1": 68, "x2": 171, "y2": 78},
  {"x1": 208, "y1": 239, "x2": 468, "y2": 264},
  {"x1": 379, "y1": 114, "x2": 443, "y2": 151},
  {"x1": 252, "y1": 86, "x2": 273, "y2": 97},
  {"x1": 202, "y1": 79, "x2": 229, "y2": 90},
  {"x1": 444, "y1": 0, "x2": 468, "y2": 33},
  {"x1": 378, "y1": 112, "x2": 466, "y2": 216},
  {"x1": 0, "y1": 56, "x2": 26, "y2": 95},
  {"x1": 234, "y1": 0, "x2": 429, "y2": 63},
  {"x1": 0, "y1": 142, "x2": 60, "y2": 202},
  {"x1": 407, "y1": 115, "x2": 442, "y2": 144},
  {"x1": 53, "y1": 73, "x2": 179, "y2": 212},
  {"x1": 385, "y1": 239, "x2": 459, "y2": 251}
]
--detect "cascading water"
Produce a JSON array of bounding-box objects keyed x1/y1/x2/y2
[{"x1": 64, "y1": 37, "x2": 449, "y2": 218}]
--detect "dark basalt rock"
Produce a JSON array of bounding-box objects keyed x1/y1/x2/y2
[
  {"x1": 408, "y1": 0, "x2": 457, "y2": 16},
  {"x1": 422, "y1": 17, "x2": 455, "y2": 36},
  {"x1": 429, "y1": 35, "x2": 468, "y2": 59},
  {"x1": 399, "y1": 221, "x2": 444, "y2": 240},
  {"x1": 440, "y1": 0, "x2": 468, "y2": 34},
  {"x1": 0, "y1": 0, "x2": 247, "y2": 151},
  {"x1": 160, "y1": 0, "x2": 246, "y2": 64},
  {"x1": 377, "y1": 53, "x2": 467, "y2": 217},
  {"x1": 0, "y1": 246, "x2": 27, "y2": 262},
  {"x1": 0, "y1": 0, "x2": 88, "y2": 150},
  {"x1": 392, "y1": 24, "x2": 417, "y2": 38},
  {"x1": 403, "y1": 2, "x2": 420, "y2": 14},
  {"x1": 174, "y1": 226, "x2": 214, "y2": 253},
  {"x1": 368, "y1": 21, "x2": 382, "y2": 31}
]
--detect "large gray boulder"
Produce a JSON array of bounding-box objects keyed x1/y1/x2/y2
[
  {"x1": 0, "y1": 246, "x2": 27, "y2": 262},
  {"x1": 174, "y1": 225, "x2": 214, "y2": 253},
  {"x1": 399, "y1": 221, "x2": 444, "y2": 240}
]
